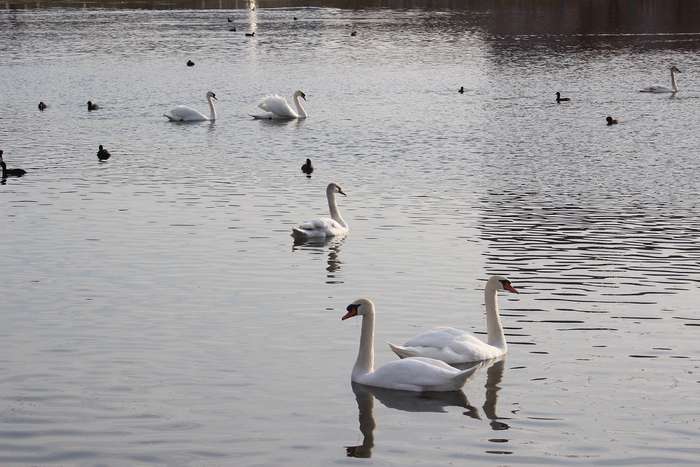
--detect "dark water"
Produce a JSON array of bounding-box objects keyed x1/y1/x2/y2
[{"x1": 1, "y1": 1, "x2": 700, "y2": 465}]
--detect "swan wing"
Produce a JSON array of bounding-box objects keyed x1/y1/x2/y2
[
  {"x1": 164, "y1": 105, "x2": 207, "y2": 122},
  {"x1": 359, "y1": 357, "x2": 465, "y2": 391},
  {"x1": 292, "y1": 217, "x2": 346, "y2": 238},
  {"x1": 258, "y1": 95, "x2": 298, "y2": 118},
  {"x1": 396, "y1": 327, "x2": 500, "y2": 363}
]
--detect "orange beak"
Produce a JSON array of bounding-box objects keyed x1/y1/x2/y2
[
  {"x1": 504, "y1": 283, "x2": 519, "y2": 294},
  {"x1": 342, "y1": 304, "x2": 359, "y2": 320}
]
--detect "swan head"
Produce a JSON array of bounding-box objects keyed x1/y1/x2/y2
[
  {"x1": 342, "y1": 298, "x2": 374, "y2": 320},
  {"x1": 206, "y1": 91, "x2": 218, "y2": 101},
  {"x1": 294, "y1": 90, "x2": 306, "y2": 101},
  {"x1": 327, "y1": 182, "x2": 346, "y2": 196},
  {"x1": 488, "y1": 275, "x2": 519, "y2": 294},
  {"x1": 670, "y1": 66, "x2": 681, "y2": 73}
]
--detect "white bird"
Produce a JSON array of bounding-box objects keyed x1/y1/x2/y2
[
  {"x1": 251, "y1": 90, "x2": 307, "y2": 119},
  {"x1": 640, "y1": 66, "x2": 681, "y2": 93},
  {"x1": 164, "y1": 91, "x2": 218, "y2": 122},
  {"x1": 342, "y1": 299, "x2": 475, "y2": 392},
  {"x1": 388, "y1": 276, "x2": 519, "y2": 364},
  {"x1": 292, "y1": 183, "x2": 348, "y2": 240}
]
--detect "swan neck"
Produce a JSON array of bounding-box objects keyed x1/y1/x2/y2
[
  {"x1": 353, "y1": 310, "x2": 375, "y2": 380},
  {"x1": 294, "y1": 95, "x2": 308, "y2": 119},
  {"x1": 671, "y1": 70, "x2": 678, "y2": 92},
  {"x1": 208, "y1": 97, "x2": 217, "y2": 121},
  {"x1": 0, "y1": 161, "x2": 6, "y2": 178},
  {"x1": 327, "y1": 190, "x2": 347, "y2": 227},
  {"x1": 485, "y1": 284, "x2": 506, "y2": 349}
]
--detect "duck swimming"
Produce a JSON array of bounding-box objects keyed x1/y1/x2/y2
[
  {"x1": 87, "y1": 100, "x2": 99, "y2": 111},
  {"x1": 97, "y1": 145, "x2": 111, "y2": 161},
  {"x1": 301, "y1": 158, "x2": 313, "y2": 176},
  {"x1": 0, "y1": 150, "x2": 26, "y2": 177},
  {"x1": 186, "y1": 60, "x2": 195, "y2": 67},
  {"x1": 38, "y1": 101, "x2": 47, "y2": 111},
  {"x1": 606, "y1": 116, "x2": 618, "y2": 125},
  {"x1": 555, "y1": 92, "x2": 570, "y2": 103},
  {"x1": 458, "y1": 86, "x2": 464, "y2": 94}
]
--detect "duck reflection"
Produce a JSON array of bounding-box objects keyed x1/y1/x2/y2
[
  {"x1": 292, "y1": 236, "x2": 344, "y2": 283},
  {"x1": 346, "y1": 359, "x2": 509, "y2": 458}
]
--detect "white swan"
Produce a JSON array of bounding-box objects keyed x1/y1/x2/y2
[
  {"x1": 388, "y1": 276, "x2": 519, "y2": 364},
  {"x1": 292, "y1": 183, "x2": 348, "y2": 239},
  {"x1": 164, "y1": 91, "x2": 218, "y2": 122},
  {"x1": 343, "y1": 299, "x2": 475, "y2": 392},
  {"x1": 640, "y1": 66, "x2": 681, "y2": 93},
  {"x1": 251, "y1": 90, "x2": 307, "y2": 119}
]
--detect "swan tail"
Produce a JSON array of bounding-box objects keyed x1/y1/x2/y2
[
  {"x1": 250, "y1": 113, "x2": 273, "y2": 120},
  {"x1": 291, "y1": 227, "x2": 310, "y2": 239},
  {"x1": 450, "y1": 367, "x2": 477, "y2": 387},
  {"x1": 163, "y1": 113, "x2": 176, "y2": 121},
  {"x1": 388, "y1": 343, "x2": 419, "y2": 359}
]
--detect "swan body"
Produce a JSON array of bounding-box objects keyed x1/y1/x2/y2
[
  {"x1": 164, "y1": 91, "x2": 217, "y2": 122},
  {"x1": 343, "y1": 299, "x2": 475, "y2": 392},
  {"x1": 292, "y1": 183, "x2": 348, "y2": 239},
  {"x1": 0, "y1": 150, "x2": 26, "y2": 178},
  {"x1": 252, "y1": 90, "x2": 307, "y2": 120},
  {"x1": 389, "y1": 276, "x2": 519, "y2": 364},
  {"x1": 640, "y1": 66, "x2": 680, "y2": 93},
  {"x1": 97, "y1": 145, "x2": 111, "y2": 161}
]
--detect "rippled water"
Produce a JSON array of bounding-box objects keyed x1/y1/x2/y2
[{"x1": 2, "y1": 2, "x2": 700, "y2": 465}]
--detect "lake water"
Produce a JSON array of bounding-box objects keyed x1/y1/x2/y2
[{"x1": 2, "y1": 1, "x2": 700, "y2": 465}]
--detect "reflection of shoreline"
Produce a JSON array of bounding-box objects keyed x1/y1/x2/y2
[{"x1": 346, "y1": 359, "x2": 508, "y2": 458}]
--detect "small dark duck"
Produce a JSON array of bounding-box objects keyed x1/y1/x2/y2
[{"x1": 97, "y1": 145, "x2": 111, "y2": 161}]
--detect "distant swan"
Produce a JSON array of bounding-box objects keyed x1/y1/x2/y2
[
  {"x1": 0, "y1": 150, "x2": 26, "y2": 177},
  {"x1": 343, "y1": 299, "x2": 475, "y2": 392},
  {"x1": 555, "y1": 92, "x2": 570, "y2": 103},
  {"x1": 292, "y1": 183, "x2": 347, "y2": 239},
  {"x1": 97, "y1": 145, "x2": 111, "y2": 161},
  {"x1": 87, "y1": 100, "x2": 99, "y2": 111},
  {"x1": 252, "y1": 90, "x2": 307, "y2": 120},
  {"x1": 640, "y1": 66, "x2": 681, "y2": 93},
  {"x1": 301, "y1": 158, "x2": 313, "y2": 176},
  {"x1": 389, "y1": 276, "x2": 519, "y2": 363},
  {"x1": 164, "y1": 91, "x2": 218, "y2": 122}
]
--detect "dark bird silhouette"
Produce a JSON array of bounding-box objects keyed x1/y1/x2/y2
[
  {"x1": 186, "y1": 60, "x2": 195, "y2": 67},
  {"x1": 301, "y1": 158, "x2": 313, "y2": 176},
  {"x1": 0, "y1": 150, "x2": 26, "y2": 177},
  {"x1": 87, "y1": 100, "x2": 99, "y2": 111},
  {"x1": 227, "y1": 17, "x2": 233, "y2": 22},
  {"x1": 245, "y1": 31, "x2": 255, "y2": 37},
  {"x1": 229, "y1": 27, "x2": 236, "y2": 31},
  {"x1": 606, "y1": 116, "x2": 618, "y2": 125},
  {"x1": 293, "y1": 16, "x2": 298, "y2": 20},
  {"x1": 38, "y1": 101, "x2": 47, "y2": 111},
  {"x1": 555, "y1": 92, "x2": 570, "y2": 103},
  {"x1": 97, "y1": 145, "x2": 111, "y2": 161},
  {"x1": 350, "y1": 30, "x2": 357, "y2": 37},
  {"x1": 458, "y1": 86, "x2": 464, "y2": 94}
]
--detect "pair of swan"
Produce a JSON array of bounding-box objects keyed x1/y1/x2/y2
[
  {"x1": 343, "y1": 276, "x2": 519, "y2": 392},
  {"x1": 641, "y1": 66, "x2": 681, "y2": 93},
  {"x1": 163, "y1": 90, "x2": 308, "y2": 122}
]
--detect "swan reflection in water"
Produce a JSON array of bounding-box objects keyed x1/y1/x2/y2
[
  {"x1": 346, "y1": 359, "x2": 508, "y2": 458},
  {"x1": 292, "y1": 236, "x2": 344, "y2": 282}
]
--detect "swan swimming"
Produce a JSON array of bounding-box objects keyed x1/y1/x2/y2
[
  {"x1": 292, "y1": 183, "x2": 348, "y2": 239},
  {"x1": 252, "y1": 90, "x2": 307, "y2": 120},
  {"x1": 163, "y1": 91, "x2": 218, "y2": 122},
  {"x1": 0, "y1": 150, "x2": 26, "y2": 178},
  {"x1": 640, "y1": 66, "x2": 681, "y2": 93},
  {"x1": 343, "y1": 299, "x2": 475, "y2": 392},
  {"x1": 388, "y1": 276, "x2": 519, "y2": 364}
]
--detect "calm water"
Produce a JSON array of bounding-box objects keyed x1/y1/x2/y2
[{"x1": 2, "y1": 1, "x2": 700, "y2": 465}]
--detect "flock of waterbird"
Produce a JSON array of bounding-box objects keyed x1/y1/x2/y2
[{"x1": 1, "y1": 46, "x2": 685, "y2": 392}]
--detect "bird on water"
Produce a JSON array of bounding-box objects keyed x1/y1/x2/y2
[
  {"x1": 555, "y1": 92, "x2": 570, "y2": 103},
  {"x1": 458, "y1": 86, "x2": 464, "y2": 94},
  {"x1": 87, "y1": 100, "x2": 99, "y2": 111},
  {"x1": 0, "y1": 150, "x2": 26, "y2": 177},
  {"x1": 97, "y1": 145, "x2": 111, "y2": 161},
  {"x1": 606, "y1": 116, "x2": 618, "y2": 125},
  {"x1": 187, "y1": 60, "x2": 195, "y2": 67},
  {"x1": 301, "y1": 158, "x2": 313, "y2": 176},
  {"x1": 38, "y1": 101, "x2": 47, "y2": 111}
]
